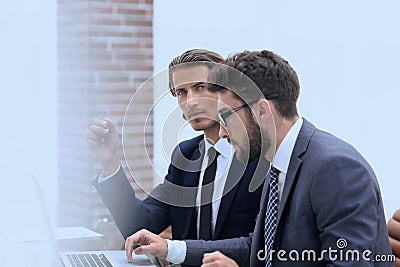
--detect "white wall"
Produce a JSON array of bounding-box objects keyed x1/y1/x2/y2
[
  {"x1": 0, "y1": 0, "x2": 57, "y2": 230},
  {"x1": 153, "y1": 0, "x2": 400, "y2": 219},
  {"x1": 0, "y1": 1, "x2": 57, "y2": 265}
]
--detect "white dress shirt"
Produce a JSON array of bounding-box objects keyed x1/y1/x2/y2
[
  {"x1": 272, "y1": 117, "x2": 303, "y2": 200},
  {"x1": 166, "y1": 137, "x2": 233, "y2": 264},
  {"x1": 195, "y1": 137, "x2": 234, "y2": 239}
]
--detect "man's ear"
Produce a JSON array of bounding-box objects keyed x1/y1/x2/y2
[{"x1": 257, "y1": 99, "x2": 272, "y2": 119}]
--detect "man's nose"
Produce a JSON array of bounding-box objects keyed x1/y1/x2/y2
[
  {"x1": 219, "y1": 124, "x2": 230, "y2": 139},
  {"x1": 186, "y1": 91, "x2": 199, "y2": 109}
]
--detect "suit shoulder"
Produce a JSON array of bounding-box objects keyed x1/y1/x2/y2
[
  {"x1": 171, "y1": 134, "x2": 204, "y2": 159},
  {"x1": 306, "y1": 128, "x2": 372, "y2": 171},
  {"x1": 177, "y1": 134, "x2": 203, "y2": 148}
]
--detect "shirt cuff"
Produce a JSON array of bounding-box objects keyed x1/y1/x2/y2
[
  {"x1": 97, "y1": 164, "x2": 121, "y2": 183},
  {"x1": 166, "y1": 239, "x2": 187, "y2": 264}
]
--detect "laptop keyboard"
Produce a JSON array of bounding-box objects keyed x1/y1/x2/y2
[{"x1": 66, "y1": 253, "x2": 113, "y2": 267}]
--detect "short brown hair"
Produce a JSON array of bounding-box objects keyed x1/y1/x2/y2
[
  {"x1": 209, "y1": 50, "x2": 300, "y2": 119},
  {"x1": 168, "y1": 49, "x2": 224, "y2": 96}
]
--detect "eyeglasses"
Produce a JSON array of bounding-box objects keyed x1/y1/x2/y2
[{"x1": 218, "y1": 93, "x2": 279, "y2": 126}]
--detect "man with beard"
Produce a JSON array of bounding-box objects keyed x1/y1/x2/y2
[
  {"x1": 124, "y1": 50, "x2": 392, "y2": 267},
  {"x1": 87, "y1": 49, "x2": 266, "y2": 264}
]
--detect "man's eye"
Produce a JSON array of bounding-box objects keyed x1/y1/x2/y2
[
  {"x1": 176, "y1": 89, "x2": 187, "y2": 96},
  {"x1": 197, "y1": 85, "x2": 206, "y2": 90}
]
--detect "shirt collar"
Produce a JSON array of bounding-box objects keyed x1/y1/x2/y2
[
  {"x1": 203, "y1": 136, "x2": 233, "y2": 159},
  {"x1": 272, "y1": 117, "x2": 303, "y2": 174}
]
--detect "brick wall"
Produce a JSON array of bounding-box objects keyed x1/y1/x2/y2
[{"x1": 57, "y1": 0, "x2": 153, "y2": 247}]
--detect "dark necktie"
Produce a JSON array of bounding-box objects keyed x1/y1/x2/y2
[
  {"x1": 199, "y1": 147, "x2": 219, "y2": 240},
  {"x1": 264, "y1": 166, "x2": 280, "y2": 267}
]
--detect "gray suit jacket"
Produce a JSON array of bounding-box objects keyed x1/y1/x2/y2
[{"x1": 184, "y1": 119, "x2": 393, "y2": 266}]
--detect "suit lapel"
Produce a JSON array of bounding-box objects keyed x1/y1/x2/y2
[
  {"x1": 276, "y1": 119, "x2": 315, "y2": 227},
  {"x1": 214, "y1": 156, "x2": 269, "y2": 239},
  {"x1": 181, "y1": 138, "x2": 205, "y2": 188},
  {"x1": 180, "y1": 140, "x2": 205, "y2": 238},
  {"x1": 213, "y1": 155, "x2": 246, "y2": 238},
  {"x1": 275, "y1": 156, "x2": 302, "y2": 226}
]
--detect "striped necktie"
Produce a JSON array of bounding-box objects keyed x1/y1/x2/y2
[{"x1": 264, "y1": 166, "x2": 280, "y2": 267}]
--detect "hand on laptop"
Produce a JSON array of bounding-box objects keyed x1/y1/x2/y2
[
  {"x1": 201, "y1": 251, "x2": 239, "y2": 267},
  {"x1": 125, "y1": 229, "x2": 168, "y2": 263},
  {"x1": 87, "y1": 118, "x2": 120, "y2": 176}
]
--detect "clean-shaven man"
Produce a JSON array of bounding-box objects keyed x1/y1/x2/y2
[{"x1": 125, "y1": 50, "x2": 392, "y2": 267}]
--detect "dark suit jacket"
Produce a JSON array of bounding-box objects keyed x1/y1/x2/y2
[
  {"x1": 185, "y1": 119, "x2": 393, "y2": 266},
  {"x1": 94, "y1": 134, "x2": 267, "y2": 241}
]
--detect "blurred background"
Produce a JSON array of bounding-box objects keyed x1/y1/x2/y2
[{"x1": 1, "y1": 0, "x2": 399, "y2": 263}]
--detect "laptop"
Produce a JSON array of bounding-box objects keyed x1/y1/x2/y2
[
  {"x1": 59, "y1": 250, "x2": 159, "y2": 267},
  {"x1": 29, "y1": 175, "x2": 161, "y2": 267}
]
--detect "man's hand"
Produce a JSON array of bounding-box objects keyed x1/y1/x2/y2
[
  {"x1": 202, "y1": 251, "x2": 239, "y2": 267},
  {"x1": 86, "y1": 118, "x2": 120, "y2": 176},
  {"x1": 125, "y1": 229, "x2": 168, "y2": 263}
]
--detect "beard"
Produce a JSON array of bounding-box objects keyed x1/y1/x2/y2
[
  {"x1": 235, "y1": 111, "x2": 271, "y2": 162},
  {"x1": 247, "y1": 113, "x2": 262, "y2": 161}
]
